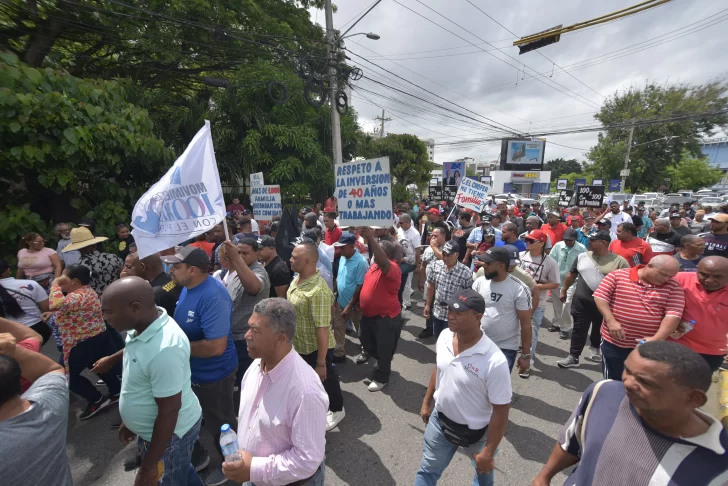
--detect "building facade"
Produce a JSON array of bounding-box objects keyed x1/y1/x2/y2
[{"x1": 700, "y1": 137, "x2": 728, "y2": 191}]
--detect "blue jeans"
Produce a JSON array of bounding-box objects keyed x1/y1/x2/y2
[
  {"x1": 500, "y1": 349, "x2": 517, "y2": 372},
  {"x1": 529, "y1": 307, "x2": 546, "y2": 362},
  {"x1": 415, "y1": 410, "x2": 494, "y2": 486},
  {"x1": 245, "y1": 461, "x2": 325, "y2": 486},
  {"x1": 433, "y1": 318, "x2": 448, "y2": 339},
  {"x1": 601, "y1": 341, "x2": 633, "y2": 381},
  {"x1": 137, "y1": 416, "x2": 203, "y2": 486}
]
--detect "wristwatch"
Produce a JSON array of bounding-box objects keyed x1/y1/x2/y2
[{"x1": 519, "y1": 353, "x2": 531, "y2": 360}]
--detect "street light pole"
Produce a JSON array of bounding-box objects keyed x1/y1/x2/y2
[
  {"x1": 621, "y1": 120, "x2": 635, "y2": 193},
  {"x1": 324, "y1": 0, "x2": 343, "y2": 170}
]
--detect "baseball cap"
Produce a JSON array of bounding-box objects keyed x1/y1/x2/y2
[
  {"x1": 447, "y1": 289, "x2": 486, "y2": 314},
  {"x1": 669, "y1": 212, "x2": 681, "y2": 219},
  {"x1": 524, "y1": 229, "x2": 548, "y2": 243},
  {"x1": 571, "y1": 215, "x2": 583, "y2": 222},
  {"x1": 161, "y1": 246, "x2": 210, "y2": 268},
  {"x1": 589, "y1": 230, "x2": 612, "y2": 243},
  {"x1": 636, "y1": 206, "x2": 646, "y2": 211},
  {"x1": 479, "y1": 213, "x2": 492, "y2": 223},
  {"x1": 475, "y1": 246, "x2": 511, "y2": 266},
  {"x1": 442, "y1": 240, "x2": 460, "y2": 256},
  {"x1": 257, "y1": 235, "x2": 276, "y2": 248},
  {"x1": 291, "y1": 235, "x2": 315, "y2": 246},
  {"x1": 428, "y1": 208, "x2": 440, "y2": 215},
  {"x1": 242, "y1": 209, "x2": 252, "y2": 215},
  {"x1": 625, "y1": 205, "x2": 634, "y2": 211},
  {"x1": 562, "y1": 228, "x2": 578, "y2": 241},
  {"x1": 596, "y1": 219, "x2": 612, "y2": 227},
  {"x1": 585, "y1": 214, "x2": 596, "y2": 220},
  {"x1": 333, "y1": 233, "x2": 356, "y2": 247},
  {"x1": 501, "y1": 244, "x2": 521, "y2": 266},
  {"x1": 708, "y1": 213, "x2": 728, "y2": 223},
  {"x1": 547, "y1": 210, "x2": 560, "y2": 218},
  {"x1": 483, "y1": 227, "x2": 495, "y2": 237}
]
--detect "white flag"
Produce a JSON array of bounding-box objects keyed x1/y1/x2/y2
[{"x1": 131, "y1": 120, "x2": 226, "y2": 259}]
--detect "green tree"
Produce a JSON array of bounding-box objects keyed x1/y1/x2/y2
[
  {"x1": 544, "y1": 158, "x2": 583, "y2": 181},
  {"x1": 0, "y1": 51, "x2": 172, "y2": 261},
  {"x1": 549, "y1": 172, "x2": 592, "y2": 192},
  {"x1": 666, "y1": 152, "x2": 723, "y2": 191},
  {"x1": 586, "y1": 81, "x2": 728, "y2": 192}
]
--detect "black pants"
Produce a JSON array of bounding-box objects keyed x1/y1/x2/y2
[
  {"x1": 300, "y1": 348, "x2": 344, "y2": 412},
  {"x1": 30, "y1": 321, "x2": 51, "y2": 345},
  {"x1": 601, "y1": 341, "x2": 633, "y2": 380},
  {"x1": 68, "y1": 332, "x2": 123, "y2": 403},
  {"x1": 569, "y1": 295, "x2": 603, "y2": 359},
  {"x1": 192, "y1": 370, "x2": 238, "y2": 459},
  {"x1": 360, "y1": 314, "x2": 404, "y2": 383}
]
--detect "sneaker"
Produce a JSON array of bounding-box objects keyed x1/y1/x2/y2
[
  {"x1": 557, "y1": 355, "x2": 580, "y2": 368},
  {"x1": 345, "y1": 328, "x2": 357, "y2": 336},
  {"x1": 587, "y1": 346, "x2": 602, "y2": 363},
  {"x1": 368, "y1": 380, "x2": 387, "y2": 392},
  {"x1": 559, "y1": 331, "x2": 570, "y2": 340},
  {"x1": 192, "y1": 447, "x2": 211, "y2": 472},
  {"x1": 518, "y1": 369, "x2": 530, "y2": 378},
  {"x1": 402, "y1": 304, "x2": 410, "y2": 311},
  {"x1": 547, "y1": 325, "x2": 560, "y2": 332},
  {"x1": 205, "y1": 467, "x2": 228, "y2": 486},
  {"x1": 107, "y1": 394, "x2": 119, "y2": 405},
  {"x1": 95, "y1": 379, "x2": 105, "y2": 387},
  {"x1": 326, "y1": 409, "x2": 346, "y2": 431},
  {"x1": 332, "y1": 355, "x2": 346, "y2": 364},
  {"x1": 80, "y1": 396, "x2": 112, "y2": 420},
  {"x1": 418, "y1": 328, "x2": 433, "y2": 339},
  {"x1": 355, "y1": 351, "x2": 370, "y2": 364},
  {"x1": 123, "y1": 451, "x2": 141, "y2": 471}
]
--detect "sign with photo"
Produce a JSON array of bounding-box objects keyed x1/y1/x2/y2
[
  {"x1": 556, "y1": 179, "x2": 568, "y2": 190},
  {"x1": 442, "y1": 162, "x2": 465, "y2": 188}
]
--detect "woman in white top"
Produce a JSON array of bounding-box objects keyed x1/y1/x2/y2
[{"x1": 0, "y1": 257, "x2": 51, "y2": 343}]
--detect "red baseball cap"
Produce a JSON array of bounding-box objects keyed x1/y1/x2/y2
[
  {"x1": 572, "y1": 215, "x2": 583, "y2": 222},
  {"x1": 525, "y1": 229, "x2": 548, "y2": 243},
  {"x1": 428, "y1": 208, "x2": 440, "y2": 215}
]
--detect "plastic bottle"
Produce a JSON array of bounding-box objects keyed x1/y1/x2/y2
[
  {"x1": 670, "y1": 319, "x2": 696, "y2": 340},
  {"x1": 220, "y1": 424, "x2": 241, "y2": 463},
  {"x1": 682, "y1": 319, "x2": 697, "y2": 334}
]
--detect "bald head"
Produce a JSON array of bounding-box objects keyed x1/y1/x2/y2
[
  {"x1": 290, "y1": 242, "x2": 318, "y2": 274},
  {"x1": 642, "y1": 255, "x2": 680, "y2": 286},
  {"x1": 101, "y1": 276, "x2": 159, "y2": 332},
  {"x1": 697, "y1": 256, "x2": 728, "y2": 292},
  {"x1": 649, "y1": 254, "x2": 680, "y2": 272}
]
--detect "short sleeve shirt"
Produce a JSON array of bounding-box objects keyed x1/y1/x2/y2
[
  {"x1": 119, "y1": 309, "x2": 202, "y2": 441},
  {"x1": 265, "y1": 256, "x2": 291, "y2": 298},
  {"x1": 287, "y1": 272, "x2": 335, "y2": 355},
  {"x1": 645, "y1": 231, "x2": 682, "y2": 256},
  {"x1": 360, "y1": 262, "x2": 402, "y2": 318},
  {"x1": 17, "y1": 247, "x2": 56, "y2": 277},
  {"x1": 0, "y1": 278, "x2": 47, "y2": 326},
  {"x1": 472, "y1": 274, "x2": 532, "y2": 350},
  {"x1": 226, "y1": 262, "x2": 270, "y2": 339},
  {"x1": 426, "y1": 261, "x2": 473, "y2": 320},
  {"x1": 518, "y1": 252, "x2": 560, "y2": 308},
  {"x1": 336, "y1": 250, "x2": 369, "y2": 307},
  {"x1": 0, "y1": 372, "x2": 72, "y2": 486},
  {"x1": 699, "y1": 231, "x2": 728, "y2": 258},
  {"x1": 174, "y1": 277, "x2": 238, "y2": 384},
  {"x1": 150, "y1": 272, "x2": 182, "y2": 317},
  {"x1": 609, "y1": 238, "x2": 654, "y2": 267}
]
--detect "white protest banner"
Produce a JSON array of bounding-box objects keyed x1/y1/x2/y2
[
  {"x1": 251, "y1": 185, "x2": 282, "y2": 220},
  {"x1": 335, "y1": 157, "x2": 393, "y2": 227},
  {"x1": 250, "y1": 172, "x2": 264, "y2": 187},
  {"x1": 131, "y1": 120, "x2": 226, "y2": 258},
  {"x1": 453, "y1": 177, "x2": 489, "y2": 213}
]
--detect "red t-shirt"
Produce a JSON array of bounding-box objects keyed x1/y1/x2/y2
[
  {"x1": 543, "y1": 223, "x2": 567, "y2": 245},
  {"x1": 324, "y1": 226, "x2": 343, "y2": 247},
  {"x1": 18, "y1": 338, "x2": 42, "y2": 393},
  {"x1": 189, "y1": 240, "x2": 215, "y2": 258},
  {"x1": 360, "y1": 261, "x2": 402, "y2": 318},
  {"x1": 609, "y1": 238, "x2": 654, "y2": 267},
  {"x1": 669, "y1": 272, "x2": 728, "y2": 355}
]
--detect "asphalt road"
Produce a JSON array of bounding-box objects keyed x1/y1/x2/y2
[{"x1": 56, "y1": 294, "x2": 603, "y2": 486}]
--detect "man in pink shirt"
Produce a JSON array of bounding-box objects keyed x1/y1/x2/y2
[{"x1": 222, "y1": 298, "x2": 328, "y2": 485}]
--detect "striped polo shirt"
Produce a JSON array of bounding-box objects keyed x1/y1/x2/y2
[
  {"x1": 593, "y1": 266, "x2": 684, "y2": 348},
  {"x1": 559, "y1": 380, "x2": 728, "y2": 486}
]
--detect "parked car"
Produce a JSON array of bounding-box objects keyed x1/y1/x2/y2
[{"x1": 698, "y1": 196, "x2": 725, "y2": 206}]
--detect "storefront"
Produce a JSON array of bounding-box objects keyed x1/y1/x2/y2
[{"x1": 489, "y1": 170, "x2": 552, "y2": 196}]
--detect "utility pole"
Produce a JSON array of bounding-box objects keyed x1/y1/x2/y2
[
  {"x1": 324, "y1": 0, "x2": 343, "y2": 169},
  {"x1": 620, "y1": 120, "x2": 635, "y2": 193},
  {"x1": 374, "y1": 108, "x2": 392, "y2": 139}
]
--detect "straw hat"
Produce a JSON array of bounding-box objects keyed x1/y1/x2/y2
[{"x1": 62, "y1": 227, "x2": 108, "y2": 252}]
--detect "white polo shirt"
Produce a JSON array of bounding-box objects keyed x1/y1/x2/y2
[{"x1": 434, "y1": 329, "x2": 512, "y2": 429}]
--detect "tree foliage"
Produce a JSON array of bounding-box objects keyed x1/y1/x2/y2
[
  {"x1": 666, "y1": 152, "x2": 723, "y2": 192},
  {"x1": 586, "y1": 81, "x2": 728, "y2": 192},
  {"x1": 0, "y1": 50, "x2": 172, "y2": 261},
  {"x1": 544, "y1": 158, "x2": 583, "y2": 181}
]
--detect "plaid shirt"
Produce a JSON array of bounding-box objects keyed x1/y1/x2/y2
[
  {"x1": 426, "y1": 260, "x2": 473, "y2": 320},
  {"x1": 287, "y1": 270, "x2": 335, "y2": 355}
]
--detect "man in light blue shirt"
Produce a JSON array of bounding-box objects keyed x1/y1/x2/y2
[
  {"x1": 332, "y1": 234, "x2": 369, "y2": 363},
  {"x1": 548, "y1": 228, "x2": 586, "y2": 340},
  {"x1": 635, "y1": 206, "x2": 653, "y2": 239},
  {"x1": 99, "y1": 276, "x2": 203, "y2": 486}
]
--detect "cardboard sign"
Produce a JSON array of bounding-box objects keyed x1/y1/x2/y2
[
  {"x1": 251, "y1": 185, "x2": 282, "y2": 220},
  {"x1": 453, "y1": 178, "x2": 490, "y2": 213},
  {"x1": 250, "y1": 172, "x2": 264, "y2": 187},
  {"x1": 335, "y1": 157, "x2": 393, "y2": 227},
  {"x1": 443, "y1": 185, "x2": 458, "y2": 202},
  {"x1": 557, "y1": 179, "x2": 568, "y2": 190},
  {"x1": 429, "y1": 186, "x2": 443, "y2": 201},
  {"x1": 575, "y1": 185, "x2": 605, "y2": 208},
  {"x1": 558, "y1": 190, "x2": 574, "y2": 208}
]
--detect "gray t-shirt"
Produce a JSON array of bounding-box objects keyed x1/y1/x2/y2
[
  {"x1": 518, "y1": 251, "x2": 560, "y2": 308},
  {"x1": 472, "y1": 274, "x2": 532, "y2": 351},
  {"x1": 226, "y1": 262, "x2": 271, "y2": 340},
  {"x1": 0, "y1": 372, "x2": 72, "y2": 485}
]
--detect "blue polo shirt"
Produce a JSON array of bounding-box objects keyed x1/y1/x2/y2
[
  {"x1": 119, "y1": 308, "x2": 202, "y2": 441},
  {"x1": 336, "y1": 250, "x2": 369, "y2": 308},
  {"x1": 174, "y1": 276, "x2": 237, "y2": 384}
]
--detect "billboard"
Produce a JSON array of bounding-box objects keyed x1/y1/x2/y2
[
  {"x1": 442, "y1": 162, "x2": 465, "y2": 188},
  {"x1": 500, "y1": 139, "x2": 546, "y2": 170}
]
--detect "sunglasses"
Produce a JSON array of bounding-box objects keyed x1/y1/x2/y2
[{"x1": 524, "y1": 238, "x2": 536, "y2": 244}]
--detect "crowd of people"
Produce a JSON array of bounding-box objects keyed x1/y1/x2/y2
[{"x1": 0, "y1": 192, "x2": 727, "y2": 486}]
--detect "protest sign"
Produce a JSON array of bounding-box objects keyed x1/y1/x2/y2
[
  {"x1": 558, "y1": 189, "x2": 574, "y2": 208},
  {"x1": 453, "y1": 178, "x2": 490, "y2": 213},
  {"x1": 251, "y1": 185, "x2": 282, "y2": 220},
  {"x1": 443, "y1": 185, "x2": 457, "y2": 202},
  {"x1": 608, "y1": 179, "x2": 621, "y2": 191},
  {"x1": 592, "y1": 179, "x2": 604, "y2": 186},
  {"x1": 131, "y1": 120, "x2": 226, "y2": 259},
  {"x1": 575, "y1": 185, "x2": 605, "y2": 208},
  {"x1": 574, "y1": 178, "x2": 587, "y2": 189},
  {"x1": 557, "y1": 179, "x2": 568, "y2": 190},
  {"x1": 429, "y1": 186, "x2": 443, "y2": 201},
  {"x1": 250, "y1": 172, "x2": 264, "y2": 187},
  {"x1": 335, "y1": 157, "x2": 393, "y2": 227}
]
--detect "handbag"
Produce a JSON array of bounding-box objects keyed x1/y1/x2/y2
[{"x1": 438, "y1": 411, "x2": 488, "y2": 448}]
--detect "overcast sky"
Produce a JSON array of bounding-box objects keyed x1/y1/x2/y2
[{"x1": 308, "y1": 0, "x2": 727, "y2": 164}]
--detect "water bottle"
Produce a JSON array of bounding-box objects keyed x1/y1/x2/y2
[
  {"x1": 670, "y1": 320, "x2": 696, "y2": 340},
  {"x1": 220, "y1": 424, "x2": 241, "y2": 463}
]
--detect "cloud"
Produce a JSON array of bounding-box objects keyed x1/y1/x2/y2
[{"x1": 310, "y1": 0, "x2": 728, "y2": 163}]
